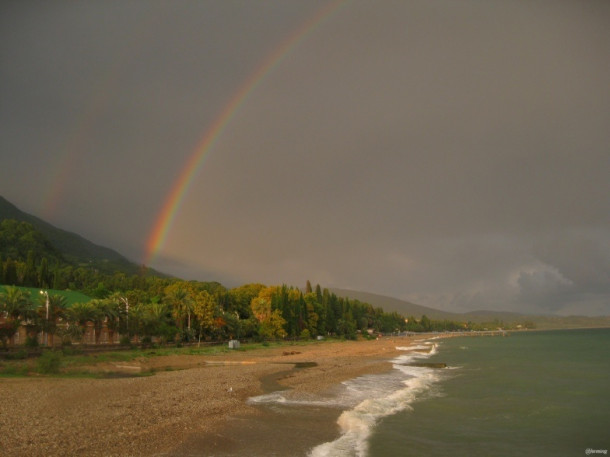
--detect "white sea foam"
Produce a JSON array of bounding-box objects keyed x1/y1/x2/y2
[
  {"x1": 307, "y1": 343, "x2": 443, "y2": 457},
  {"x1": 247, "y1": 342, "x2": 445, "y2": 457}
]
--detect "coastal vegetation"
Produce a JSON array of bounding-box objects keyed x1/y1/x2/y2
[
  {"x1": 0, "y1": 217, "x2": 452, "y2": 348},
  {"x1": 0, "y1": 213, "x2": 602, "y2": 357},
  {"x1": 0, "y1": 279, "x2": 409, "y2": 349}
]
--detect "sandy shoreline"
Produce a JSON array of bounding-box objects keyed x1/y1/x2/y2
[{"x1": 0, "y1": 336, "x2": 427, "y2": 456}]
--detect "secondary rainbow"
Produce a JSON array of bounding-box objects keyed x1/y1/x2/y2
[
  {"x1": 145, "y1": 0, "x2": 348, "y2": 265},
  {"x1": 42, "y1": 6, "x2": 167, "y2": 220}
]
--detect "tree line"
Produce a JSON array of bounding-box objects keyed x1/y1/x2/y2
[{"x1": 0, "y1": 279, "x2": 410, "y2": 348}]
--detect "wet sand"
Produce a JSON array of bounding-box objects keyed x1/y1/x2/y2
[{"x1": 0, "y1": 336, "x2": 425, "y2": 456}]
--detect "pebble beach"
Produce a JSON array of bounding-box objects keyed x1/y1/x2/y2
[{"x1": 0, "y1": 336, "x2": 425, "y2": 456}]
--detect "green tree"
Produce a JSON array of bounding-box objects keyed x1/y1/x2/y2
[
  {"x1": 305, "y1": 280, "x2": 313, "y2": 294},
  {"x1": 24, "y1": 250, "x2": 37, "y2": 287},
  {"x1": 38, "y1": 257, "x2": 50, "y2": 289},
  {"x1": 420, "y1": 315, "x2": 431, "y2": 332},
  {"x1": 87, "y1": 300, "x2": 108, "y2": 344},
  {"x1": 38, "y1": 293, "x2": 68, "y2": 347},
  {"x1": 3, "y1": 258, "x2": 17, "y2": 285},
  {"x1": 227, "y1": 283, "x2": 264, "y2": 319},
  {"x1": 0, "y1": 286, "x2": 34, "y2": 347},
  {"x1": 140, "y1": 301, "x2": 174, "y2": 343},
  {"x1": 303, "y1": 292, "x2": 320, "y2": 336},
  {"x1": 66, "y1": 302, "x2": 98, "y2": 343},
  {"x1": 90, "y1": 298, "x2": 120, "y2": 344},
  {"x1": 108, "y1": 291, "x2": 130, "y2": 337},
  {"x1": 165, "y1": 282, "x2": 193, "y2": 334},
  {"x1": 315, "y1": 284, "x2": 323, "y2": 303},
  {"x1": 91, "y1": 282, "x2": 111, "y2": 299},
  {"x1": 192, "y1": 290, "x2": 215, "y2": 345}
]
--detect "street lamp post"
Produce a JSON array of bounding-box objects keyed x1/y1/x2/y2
[{"x1": 40, "y1": 290, "x2": 49, "y2": 346}]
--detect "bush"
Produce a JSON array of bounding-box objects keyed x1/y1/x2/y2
[
  {"x1": 36, "y1": 351, "x2": 62, "y2": 374},
  {"x1": 0, "y1": 364, "x2": 29, "y2": 376},
  {"x1": 300, "y1": 329, "x2": 311, "y2": 340},
  {"x1": 61, "y1": 335, "x2": 73, "y2": 346},
  {"x1": 61, "y1": 346, "x2": 82, "y2": 356},
  {"x1": 5, "y1": 349, "x2": 28, "y2": 360},
  {"x1": 119, "y1": 335, "x2": 131, "y2": 346},
  {"x1": 25, "y1": 336, "x2": 39, "y2": 348},
  {"x1": 158, "y1": 324, "x2": 179, "y2": 345}
]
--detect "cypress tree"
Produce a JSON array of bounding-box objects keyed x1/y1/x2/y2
[
  {"x1": 25, "y1": 250, "x2": 37, "y2": 286},
  {"x1": 305, "y1": 280, "x2": 312, "y2": 294},
  {"x1": 4, "y1": 258, "x2": 17, "y2": 285},
  {"x1": 52, "y1": 270, "x2": 60, "y2": 290},
  {"x1": 315, "y1": 284, "x2": 322, "y2": 303},
  {"x1": 39, "y1": 257, "x2": 50, "y2": 289}
]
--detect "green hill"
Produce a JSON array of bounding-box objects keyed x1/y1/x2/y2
[{"x1": 0, "y1": 196, "x2": 157, "y2": 276}]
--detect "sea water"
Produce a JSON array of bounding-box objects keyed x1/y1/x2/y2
[
  {"x1": 249, "y1": 329, "x2": 610, "y2": 457},
  {"x1": 368, "y1": 329, "x2": 610, "y2": 457}
]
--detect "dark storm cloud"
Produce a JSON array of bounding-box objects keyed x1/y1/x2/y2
[
  {"x1": 0, "y1": 0, "x2": 324, "y2": 255},
  {"x1": 1, "y1": 1, "x2": 609, "y2": 315}
]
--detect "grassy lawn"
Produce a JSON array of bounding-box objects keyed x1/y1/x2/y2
[{"x1": 0, "y1": 284, "x2": 92, "y2": 306}]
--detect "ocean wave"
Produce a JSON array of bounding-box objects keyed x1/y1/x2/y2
[
  {"x1": 247, "y1": 342, "x2": 446, "y2": 457},
  {"x1": 308, "y1": 344, "x2": 443, "y2": 457}
]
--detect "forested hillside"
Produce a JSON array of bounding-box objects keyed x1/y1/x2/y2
[{"x1": 0, "y1": 196, "x2": 149, "y2": 275}]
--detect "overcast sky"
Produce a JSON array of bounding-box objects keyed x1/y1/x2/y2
[{"x1": 1, "y1": 0, "x2": 609, "y2": 316}]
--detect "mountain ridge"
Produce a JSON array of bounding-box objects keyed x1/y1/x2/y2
[
  {"x1": 329, "y1": 288, "x2": 461, "y2": 320},
  {"x1": 0, "y1": 196, "x2": 161, "y2": 276},
  {"x1": 329, "y1": 287, "x2": 610, "y2": 328}
]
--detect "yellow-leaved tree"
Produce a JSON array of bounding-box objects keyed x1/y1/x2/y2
[
  {"x1": 250, "y1": 287, "x2": 286, "y2": 340},
  {"x1": 192, "y1": 289, "x2": 215, "y2": 346}
]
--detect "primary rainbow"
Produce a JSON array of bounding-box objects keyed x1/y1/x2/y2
[{"x1": 144, "y1": 0, "x2": 348, "y2": 265}]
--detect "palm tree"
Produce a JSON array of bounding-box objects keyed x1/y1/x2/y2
[
  {"x1": 1, "y1": 286, "x2": 32, "y2": 319},
  {"x1": 38, "y1": 293, "x2": 68, "y2": 347},
  {"x1": 146, "y1": 301, "x2": 173, "y2": 343},
  {"x1": 99, "y1": 298, "x2": 120, "y2": 344},
  {"x1": 0, "y1": 286, "x2": 34, "y2": 347},
  {"x1": 165, "y1": 283, "x2": 193, "y2": 339},
  {"x1": 127, "y1": 303, "x2": 147, "y2": 343},
  {"x1": 108, "y1": 292, "x2": 130, "y2": 337},
  {"x1": 87, "y1": 300, "x2": 111, "y2": 345},
  {"x1": 66, "y1": 302, "x2": 98, "y2": 344}
]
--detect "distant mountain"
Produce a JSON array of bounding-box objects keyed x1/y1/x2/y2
[
  {"x1": 0, "y1": 196, "x2": 160, "y2": 276},
  {"x1": 329, "y1": 288, "x2": 461, "y2": 320},
  {"x1": 329, "y1": 287, "x2": 610, "y2": 329}
]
